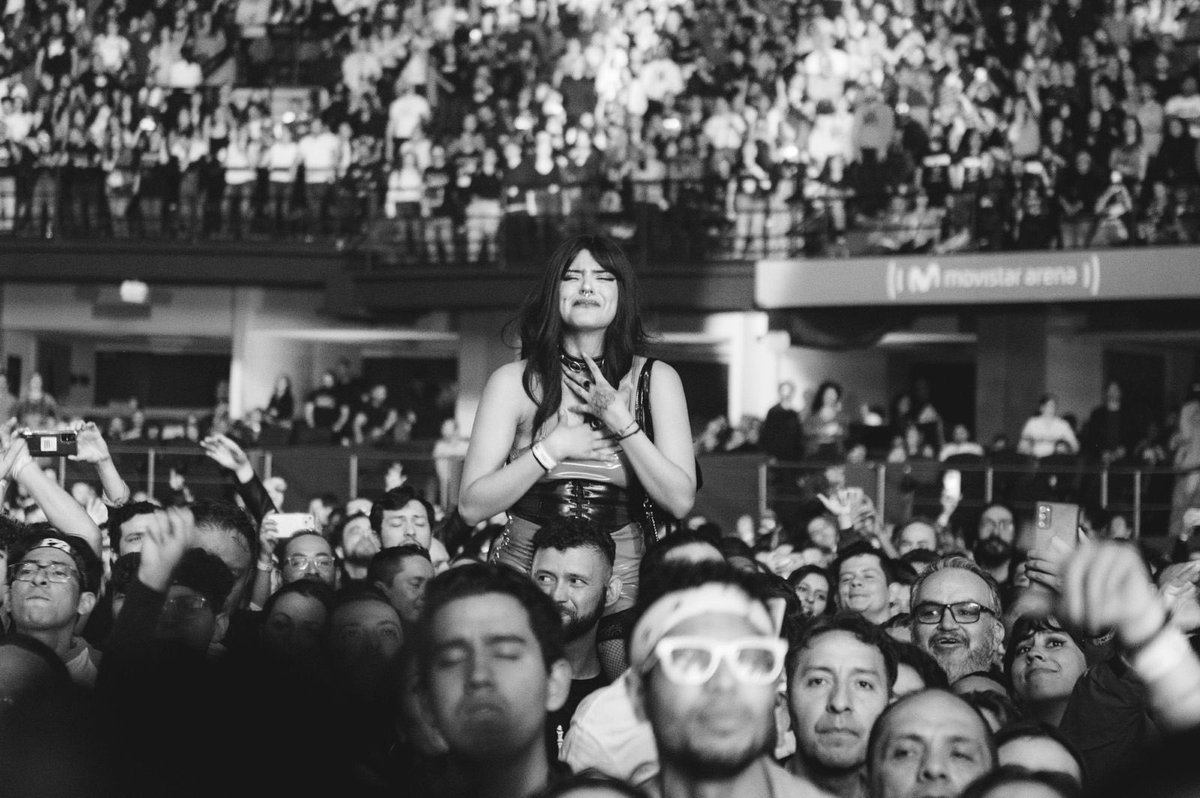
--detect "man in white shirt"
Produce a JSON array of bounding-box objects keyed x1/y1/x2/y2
[
  {"x1": 386, "y1": 80, "x2": 431, "y2": 163},
  {"x1": 297, "y1": 117, "x2": 345, "y2": 235}
]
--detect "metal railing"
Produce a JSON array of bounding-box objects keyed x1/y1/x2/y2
[{"x1": 46, "y1": 444, "x2": 1186, "y2": 540}]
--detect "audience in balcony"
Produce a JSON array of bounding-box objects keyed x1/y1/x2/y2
[{"x1": 0, "y1": 0, "x2": 1198, "y2": 258}]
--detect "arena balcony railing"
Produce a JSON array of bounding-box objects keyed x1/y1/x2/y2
[
  {"x1": 7, "y1": 173, "x2": 1197, "y2": 266},
  {"x1": 40, "y1": 442, "x2": 1185, "y2": 543}
]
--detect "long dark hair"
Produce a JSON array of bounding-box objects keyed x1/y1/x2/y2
[{"x1": 509, "y1": 235, "x2": 650, "y2": 437}]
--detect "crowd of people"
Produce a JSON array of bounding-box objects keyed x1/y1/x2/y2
[
  {"x1": 2, "y1": 354, "x2": 1200, "y2": 798},
  {"x1": 0, "y1": 232, "x2": 1196, "y2": 798},
  {"x1": 700, "y1": 374, "x2": 1200, "y2": 540},
  {"x1": 1, "y1": 0, "x2": 1200, "y2": 258}
]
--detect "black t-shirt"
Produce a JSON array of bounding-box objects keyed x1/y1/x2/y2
[
  {"x1": 545, "y1": 672, "x2": 610, "y2": 761},
  {"x1": 306, "y1": 386, "x2": 342, "y2": 429}
]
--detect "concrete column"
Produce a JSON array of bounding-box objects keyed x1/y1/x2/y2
[
  {"x1": 975, "y1": 309, "x2": 1049, "y2": 444},
  {"x1": 456, "y1": 310, "x2": 519, "y2": 436}
]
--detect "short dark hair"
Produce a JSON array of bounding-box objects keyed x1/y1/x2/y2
[
  {"x1": 959, "y1": 765, "x2": 1082, "y2": 798},
  {"x1": 367, "y1": 544, "x2": 432, "y2": 586},
  {"x1": 330, "y1": 580, "x2": 394, "y2": 615},
  {"x1": 261, "y1": 578, "x2": 335, "y2": 620},
  {"x1": 370, "y1": 485, "x2": 434, "y2": 533},
  {"x1": 868, "y1": 689, "x2": 996, "y2": 769},
  {"x1": 191, "y1": 498, "x2": 259, "y2": 564},
  {"x1": 636, "y1": 528, "x2": 724, "y2": 586},
  {"x1": 786, "y1": 611, "x2": 899, "y2": 693},
  {"x1": 171, "y1": 548, "x2": 235, "y2": 612},
  {"x1": 531, "y1": 517, "x2": 616, "y2": 567},
  {"x1": 106, "y1": 501, "x2": 161, "y2": 555},
  {"x1": 892, "y1": 641, "x2": 949, "y2": 690},
  {"x1": 834, "y1": 540, "x2": 894, "y2": 583},
  {"x1": 994, "y1": 721, "x2": 1088, "y2": 787},
  {"x1": 786, "y1": 564, "x2": 831, "y2": 593},
  {"x1": 280, "y1": 531, "x2": 334, "y2": 560},
  {"x1": 416, "y1": 563, "x2": 565, "y2": 674}
]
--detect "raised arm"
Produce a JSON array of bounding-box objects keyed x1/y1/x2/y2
[
  {"x1": 0, "y1": 434, "x2": 103, "y2": 556},
  {"x1": 71, "y1": 420, "x2": 131, "y2": 508},
  {"x1": 200, "y1": 433, "x2": 277, "y2": 522}
]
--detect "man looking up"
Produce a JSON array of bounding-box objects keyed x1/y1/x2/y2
[
  {"x1": 910, "y1": 556, "x2": 1005, "y2": 684},
  {"x1": 530, "y1": 517, "x2": 622, "y2": 745},
  {"x1": 627, "y1": 566, "x2": 826, "y2": 797},
  {"x1": 834, "y1": 541, "x2": 896, "y2": 625},
  {"x1": 786, "y1": 612, "x2": 897, "y2": 798},
  {"x1": 7, "y1": 529, "x2": 103, "y2": 687},
  {"x1": 416, "y1": 563, "x2": 572, "y2": 798}
]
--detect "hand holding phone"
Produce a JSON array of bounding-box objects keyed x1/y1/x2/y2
[{"x1": 19, "y1": 430, "x2": 78, "y2": 458}]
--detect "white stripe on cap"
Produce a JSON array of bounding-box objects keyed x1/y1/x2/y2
[{"x1": 32, "y1": 538, "x2": 74, "y2": 555}]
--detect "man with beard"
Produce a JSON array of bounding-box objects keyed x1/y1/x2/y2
[
  {"x1": 786, "y1": 613, "x2": 897, "y2": 798},
  {"x1": 530, "y1": 518, "x2": 622, "y2": 750},
  {"x1": 416, "y1": 563, "x2": 572, "y2": 798},
  {"x1": 628, "y1": 566, "x2": 826, "y2": 797},
  {"x1": 334, "y1": 510, "x2": 381, "y2": 581},
  {"x1": 910, "y1": 557, "x2": 1005, "y2": 685},
  {"x1": 973, "y1": 504, "x2": 1016, "y2": 593}
]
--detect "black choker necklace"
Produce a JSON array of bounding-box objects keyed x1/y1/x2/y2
[{"x1": 560, "y1": 350, "x2": 605, "y2": 374}]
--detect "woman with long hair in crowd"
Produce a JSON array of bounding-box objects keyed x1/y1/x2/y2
[{"x1": 457, "y1": 234, "x2": 696, "y2": 668}]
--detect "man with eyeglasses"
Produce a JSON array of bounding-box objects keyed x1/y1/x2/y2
[
  {"x1": 909, "y1": 556, "x2": 1004, "y2": 684},
  {"x1": 8, "y1": 529, "x2": 103, "y2": 688},
  {"x1": 627, "y1": 567, "x2": 825, "y2": 797},
  {"x1": 277, "y1": 531, "x2": 338, "y2": 587}
]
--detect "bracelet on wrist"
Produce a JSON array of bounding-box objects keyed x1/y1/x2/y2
[
  {"x1": 531, "y1": 442, "x2": 557, "y2": 472},
  {"x1": 256, "y1": 559, "x2": 275, "y2": 573},
  {"x1": 1121, "y1": 609, "x2": 1172, "y2": 658},
  {"x1": 616, "y1": 421, "x2": 640, "y2": 441}
]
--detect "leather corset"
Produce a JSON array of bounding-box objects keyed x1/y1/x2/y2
[{"x1": 510, "y1": 479, "x2": 636, "y2": 531}]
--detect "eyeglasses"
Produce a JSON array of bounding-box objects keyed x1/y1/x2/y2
[
  {"x1": 10, "y1": 561, "x2": 79, "y2": 584},
  {"x1": 913, "y1": 601, "x2": 996, "y2": 625},
  {"x1": 286, "y1": 554, "x2": 335, "y2": 570},
  {"x1": 650, "y1": 636, "x2": 787, "y2": 685},
  {"x1": 163, "y1": 595, "x2": 210, "y2": 615}
]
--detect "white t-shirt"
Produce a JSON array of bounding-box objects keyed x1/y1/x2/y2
[
  {"x1": 388, "y1": 92, "x2": 431, "y2": 140},
  {"x1": 298, "y1": 131, "x2": 342, "y2": 183},
  {"x1": 1019, "y1": 415, "x2": 1079, "y2": 458}
]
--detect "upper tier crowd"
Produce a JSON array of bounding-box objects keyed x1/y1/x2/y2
[{"x1": 0, "y1": 0, "x2": 1199, "y2": 258}]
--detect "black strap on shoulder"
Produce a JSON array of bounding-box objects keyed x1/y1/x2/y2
[{"x1": 635, "y1": 358, "x2": 656, "y2": 440}]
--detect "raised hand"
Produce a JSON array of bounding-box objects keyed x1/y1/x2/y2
[
  {"x1": 137, "y1": 507, "x2": 188, "y2": 591},
  {"x1": 201, "y1": 433, "x2": 251, "y2": 473},
  {"x1": 1056, "y1": 540, "x2": 1166, "y2": 648},
  {"x1": 70, "y1": 421, "x2": 113, "y2": 464},
  {"x1": 0, "y1": 434, "x2": 35, "y2": 486}
]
